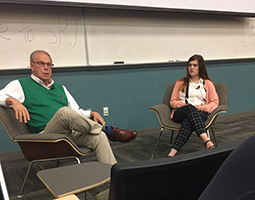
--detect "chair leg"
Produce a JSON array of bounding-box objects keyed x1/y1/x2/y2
[
  {"x1": 207, "y1": 129, "x2": 211, "y2": 140},
  {"x1": 83, "y1": 191, "x2": 87, "y2": 200},
  {"x1": 17, "y1": 156, "x2": 81, "y2": 198},
  {"x1": 169, "y1": 130, "x2": 175, "y2": 147},
  {"x1": 210, "y1": 127, "x2": 218, "y2": 147},
  {"x1": 57, "y1": 160, "x2": 60, "y2": 167},
  {"x1": 17, "y1": 160, "x2": 35, "y2": 199},
  {"x1": 150, "y1": 127, "x2": 164, "y2": 160},
  {"x1": 207, "y1": 127, "x2": 218, "y2": 147}
]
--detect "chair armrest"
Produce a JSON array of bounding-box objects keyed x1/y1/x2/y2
[
  {"x1": 150, "y1": 104, "x2": 180, "y2": 129},
  {"x1": 205, "y1": 105, "x2": 227, "y2": 128},
  {"x1": 209, "y1": 105, "x2": 227, "y2": 118},
  {"x1": 150, "y1": 104, "x2": 172, "y2": 117}
]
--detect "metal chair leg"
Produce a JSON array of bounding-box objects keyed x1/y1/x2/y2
[
  {"x1": 83, "y1": 191, "x2": 87, "y2": 200},
  {"x1": 57, "y1": 160, "x2": 60, "y2": 167},
  {"x1": 207, "y1": 129, "x2": 211, "y2": 140},
  {"x1": 169, "y1": 130, "x2": 175, "y2": 146},
  {"x1": 17, "y1": 160, "x2": 35, "y2": 199},
  {"x1": 207, "y1": 128, "x2": 218, "y2": 147},
  {"x1": 17, "y1": 156, "x2": 80, "y2": 198},
  {"x1": 210, "y1": 127, "x2": 218, "y2": 147},
  {"x1": 150, "y1": 127, "x2": 164, "y2": 160}
]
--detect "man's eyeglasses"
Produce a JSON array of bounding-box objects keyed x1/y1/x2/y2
[{"x1": 32, "y1": 61, "x2": 54, "y2": 68}]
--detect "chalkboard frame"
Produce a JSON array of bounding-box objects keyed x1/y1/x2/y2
[
  {"x1": 0, "y1": 0, "x2": 255, "y2": 17},
  {"x1": 0, "y1": 57, "x2": 254, "y2": 75}
]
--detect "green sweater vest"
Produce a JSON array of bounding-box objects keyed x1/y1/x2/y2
[{"x1": 19, "y1": 78, "x2": 68, "y2": 133}]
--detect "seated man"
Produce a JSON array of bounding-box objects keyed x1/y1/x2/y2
[{"x1": 0, "y1": 50, "x2": 137, "y2": 165}]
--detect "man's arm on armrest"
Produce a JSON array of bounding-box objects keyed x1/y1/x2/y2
[
  {"x1": 0, "y1": 80, "x2": 25, "y2": 106},
  {"x1": 0, "y1": 80, "x2": 29, "y2": 123},
  {"x1": 5, "y1": 97, "x2": 30, "y2": 123}
]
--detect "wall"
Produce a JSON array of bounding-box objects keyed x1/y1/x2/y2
[{"x1": 0, "y1": 60, "x2": 255, "y2": 152}]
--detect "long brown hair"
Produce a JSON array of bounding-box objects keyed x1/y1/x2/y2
[{"x1": 180, "y1": 54, "x2": 211, "y2": 92}]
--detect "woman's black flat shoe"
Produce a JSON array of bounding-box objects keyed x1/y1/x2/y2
[{"x1": 204, "y1": 140, "x2": 215, "y2": 149}]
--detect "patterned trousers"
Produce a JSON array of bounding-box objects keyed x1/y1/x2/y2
[{"x1": 172, "y1": 104, "x2": 208, "y2": 152}]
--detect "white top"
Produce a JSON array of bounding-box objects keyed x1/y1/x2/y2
[
  {"x1": 0, "y1": 75, "x2": 91, "y2": 118},
  {"x1": 179, "y1": 78, "x2": 206, "y2": 106}
]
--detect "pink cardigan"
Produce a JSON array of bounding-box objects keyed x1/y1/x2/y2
[{"x1": 170, "y1": 79, "x2": 219, "y2": 118}]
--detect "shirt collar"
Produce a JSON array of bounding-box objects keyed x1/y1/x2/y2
[
  {"x1": 31, "y1": 74, "x2": 54, "y2": 89},
  {"x1": 190, "y1": 78, "x2": 203, "y2": 83}
]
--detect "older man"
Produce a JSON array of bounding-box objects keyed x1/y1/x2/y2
[{"x1": 0, "y1": 50, "x2": 137, "y2": 165}]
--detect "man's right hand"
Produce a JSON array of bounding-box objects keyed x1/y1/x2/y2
[
  {"x1": 90, "y1": 111, "x2": 105, "y2": 126},
  {"x1": 5, "y1": 98, "x2": 30, "y2": 123}
]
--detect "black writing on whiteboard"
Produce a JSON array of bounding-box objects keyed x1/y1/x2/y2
[
  {"x1": 0, "y1": 23, "x2": 11, "y2": 40},
  {"x1": 19, "y1": 17, "x2": 34, "y2": 43},
  {"x1": 1, "y1": 16, "x2": 78, "y2": 48},
  {"x1": 249, "y1": 19, "x2": 255, "y2": 36},
  {"x1": 243, "y1": 18, "x2": 255, "y2": 47}
]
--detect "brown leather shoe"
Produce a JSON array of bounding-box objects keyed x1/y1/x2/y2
[{"x1": 107, "y1": 127, "x2": 137, "y2": 143}]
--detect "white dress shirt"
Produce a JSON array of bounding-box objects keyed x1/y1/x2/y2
[
  {"x1": 0, "y1": 75, "x2": 91, "y2": 118},
  {"x1": 179, "y1": 78, "x2": 206, "y2": 106}
]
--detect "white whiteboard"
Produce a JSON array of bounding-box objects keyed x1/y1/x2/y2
[
  {"x1": 0, "y1": 4, "x2": 87, "y2": 69},
  {"x1": 85, "y1": 9, "x2": 255, "y2": 65},
  {"x1": 0, "y1": 4, "x2": 255, "y2": 69}
]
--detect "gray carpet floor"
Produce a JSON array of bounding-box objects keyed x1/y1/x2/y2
[{"x1": 1, "y1": 110, "x2": 255, "y2": 200}]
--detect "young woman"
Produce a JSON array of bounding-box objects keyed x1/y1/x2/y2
[{"x1": 168, "y1": 54, "x2": 219, "y2": 157}]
